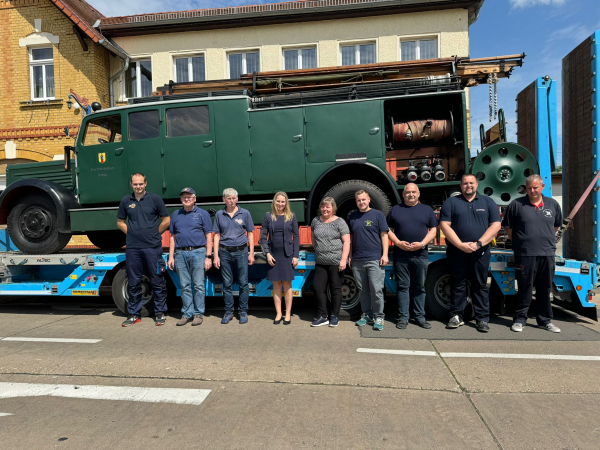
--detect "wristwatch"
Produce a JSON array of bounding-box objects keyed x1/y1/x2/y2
[
  {"x1": 420, "y1": 242, "x2": 426, "y2": 249},
  {"x1": 476, "y1": 241, "x2": 483, "y2": 249}
]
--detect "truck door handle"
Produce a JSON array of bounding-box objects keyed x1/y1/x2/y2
[
  {"x1": 203, "y1": 140, "x2": 213, "y2": 147},
  {"x1": 292, "y1": 134, "x2": 303, "y2": 142},
  {"x1": 115, "y1": 147, "x2": 124, "y2": 155},
  {"x1": 369, "y1": 127, "x2": 380, "y2": 135}
]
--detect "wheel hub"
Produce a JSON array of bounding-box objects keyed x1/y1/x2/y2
[{"x1": 20, "y1": 207, "x2": 52, "y2": 240}]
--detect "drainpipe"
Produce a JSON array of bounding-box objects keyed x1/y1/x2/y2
[{"x1": 98, "y1": 38, "x2": 130, "y2": 108}]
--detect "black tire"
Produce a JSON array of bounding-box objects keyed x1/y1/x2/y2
[
  {"x1": 324, "y1": 180, "x2": 392, "y2": 222},
  {"x1": 7, "y1": 194, "x2": 71, "y2": 254},
  {"x1": 111, "y1": 266, "x2": 155, "y2": 317},
  {"x1": 424, "y1": 260, "x2": 474, "y2": 321},
  {"x1": 87, "y1": 231, "x2": 126, "y2": 249},
  {"x1": 326, "y1": 270, "x2": 362, "y2": 319}
]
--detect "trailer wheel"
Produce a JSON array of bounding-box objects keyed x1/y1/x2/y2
[
  {"x1": 324, "y1": 180, "x2": 392, "y2": 222},
  {"x1": 425, "y1": 261, "x2": 474, "y2": 321},
  {"x1": 327, "y1": 271, "x2": 362, "y2": 319},
  {"x1": 87, "y1": 231, "x2": 126, "y2": 249},
  {"x1": 111, "y1": 266, "x2": 155, "y2": 317},
  {"x1": 7, "y1": 194, "x2": 71, "y2": 254}
]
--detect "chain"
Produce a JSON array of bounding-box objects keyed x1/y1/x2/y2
[
  {"x1": 493, "y1": 73, "x2": 498, "y2": 120},
  {"x1": 488, "y1": 73, "x2": 493, "y2": 122}
]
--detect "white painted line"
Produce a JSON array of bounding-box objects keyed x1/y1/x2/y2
[
  {"x1": 357, "y1": 348, "x2": 600, "y2": 361},
  {"x1": 357, "y1": 348, "x2": 437, "y2": 356},
  {"x1": 1, "y1": 337, "x2": 101, "y2": 344},
  {"x1": 0, "y1": 413, "x2": 13, "y2": 417},
  {"x1": 0, "y1": 290, "x2": 52, "y2": 295},
  {"x1": 0, "y1": 383, "x2": 211, "y2": 405}
]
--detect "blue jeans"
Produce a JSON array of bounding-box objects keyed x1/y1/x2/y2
[
  {"x1": 219, "y1": 246, "x2": 249, "y2": 314},
  {"x1": 393, "y1": 256, "x2": 428, "y2": 323},
  {"x1": 175, "y1": 247, "x2": 207, "y2": 317},
  {"x1": 125, "y1": 247, "x2": 167, "y2": 316},
  {"x1": 351, "y1": 260, "x2": 385, "y2": 320}
]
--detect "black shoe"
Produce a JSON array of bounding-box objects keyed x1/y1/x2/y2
[
  {"x1": 273, "y1": 318, "x2": 282, "y2": 325},
  {"x1": 122, "y1": 315, "x2": 140, "y2": 327},
  {"x1": 283, "y1": 318, "x2": 291, "y2": 325},
  {"x1": 396, "y1": 321, "x2": 407, "y2": 330},
  {"x1": 154, "y1": 313, "x2": 166, "y2": 326},
  {"x1": 476, "y1": 321, "x2": 489, "y2": 332},
  {"x1": 446, "y1": 315, "x2": 464, "y2": 329},
  {"x1": 416, "y1": 320, "x2": 432, "y2": 329}
]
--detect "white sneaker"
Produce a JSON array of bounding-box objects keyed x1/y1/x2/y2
[
  {"x1": 511, "y1": 323, "x2": 523, "y2": 332},
  {"x1": 545, "y1": 323, "x2": 561, "y2": 333}
]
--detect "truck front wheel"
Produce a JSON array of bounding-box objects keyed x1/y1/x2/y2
[
  {"x1": 324, "y1": 180, "x2": 391, "y2": 222},
  {"x1": 7, "y1": 194, "x2": 71, "y2": 254}
]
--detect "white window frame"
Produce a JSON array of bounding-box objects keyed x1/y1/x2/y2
[
  {"x1": 173, "y1": 53, "x2": 206, "y2": 83},
  {"x1": 282, "y1": 45, "x2": 318, "y2": 70},
  {"x1": 399, "y1": 36, "x2": 439, "y2": 61},
  {"x1": 227, "y1": 50, "x2": 260, "y2": 79},
  {"x1": 339, "y1": 40, "x2": 377, "y2": 66},
  {"x1": 123, "y1": 59, "x2": 152, "y2": 100},
  {"x1": 29, "y1": 46, "x2": 55, "y2": 100}
]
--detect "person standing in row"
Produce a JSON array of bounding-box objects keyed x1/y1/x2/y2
[
  {"x1": 213, "y1": 188, "x2": 255, "y2": 324},
  {"x1": 349, "y1": 190, "x2": 389, "y2": 331},
  {"x1": 168, "y1": 188, "x2": 213, "y2": 327},
  {"x1": 387, "y1": 183, "x2": 438, "y2": 330},
  {"x1": 117, "y1": 173, "x2": 170, "y2": 327},
  {"x1": 502, "y1": 175, "x2": 562, "y2": 333},
  {"x1": 310, "y1": 197, "x2": 350, "y2": 327},
  {"x1": 259, "y1": 192, "x2": 299, "y2": 325},
  {"x1": 440, "y1": 174, "x2": 501, "y2": 332}
]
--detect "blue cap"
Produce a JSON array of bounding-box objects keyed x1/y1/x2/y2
[{"x1": 180, "y1": 187, "x2": 196, "y2": 196}]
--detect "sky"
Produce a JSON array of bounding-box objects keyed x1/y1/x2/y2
[{"x1": 87, "y1": 0, "x2": 600, "y2": 164}]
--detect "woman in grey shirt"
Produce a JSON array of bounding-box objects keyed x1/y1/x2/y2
[{"x1": 310, "y1": 197, "x2": 350, "y2": 327}]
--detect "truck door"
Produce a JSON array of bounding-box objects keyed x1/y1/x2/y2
[
  {"x1": 162, "y1": 103, "x2": 219, "y2": 198},
  {"x1": 250, "y1": 108, "x2": 306, "y2": 192},
  {"x1": 77, "y1": 112, "x2": 131, "y2": 205}
]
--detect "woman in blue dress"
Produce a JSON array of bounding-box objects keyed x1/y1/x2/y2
[{"x1": 259, "y1": 192, "x2": 299, "y2": 325}]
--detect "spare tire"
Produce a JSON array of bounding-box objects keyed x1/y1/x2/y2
[{"x1": 324, "y1": 180, "x2": 392, "y2": 222}]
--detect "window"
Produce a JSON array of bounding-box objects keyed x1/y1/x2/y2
[
  {"x1": 30, "y1": 47, "x2": 55, "y2": 100},
  {"x1": 283, "y1": 47, "x2": 317, "y2": 70},
  {"x1": 125, "y1": 60, "x2": 152, "y2": 98},
  {"x1": 129, "y1": 110, "x2": 160, "y2": 140},
  {"x1": 400, "y1": 38, "x2": 437, "y2": 61},
  {"x1": 167, "y1": 106, "x2": 210, "y2": 137},
  {"x1": 82, "y1": 115, "x2": 122, "y2": 146},
  {"x1": 174, "y1": 55, "x2": 206, "y2": 83},
  {"x1": 340, "y1": 43, "x2": 375, "y2": 66},
  {"x1": 228, "y1": 51, "x2": 260, "y2": 79}
]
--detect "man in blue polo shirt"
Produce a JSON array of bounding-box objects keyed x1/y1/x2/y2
[
  {"x1": 117, "y1": 173, "x2": 170, "y2": 327},
  {"x1": 503, "y1": 175, "x2": 562, "y2": 333},
  {"x1": 213, "y1": 188, "x2": 255, "y2": 324},
  {"x1": 440, "y1": 174, "x2": 501, "y2": 332},
  {"x1": 387, "y1": 183, "x2": 438, "y2": 330},
  {"x1": 168, "y1": 187, "x2": 213, "y2": 327}
]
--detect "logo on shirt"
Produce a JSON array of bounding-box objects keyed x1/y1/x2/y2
[
  {"x1": 364, "y1": 220, "x2": 373, "y2": 227},
  {"x1": 98, "y1": 153, "x2": 106, "y2": 164},
  {"x1": 475, "y1": 209, "x2": 486, "y2": 212},
  {"x1": 235, "y1": 219, "x2": 243, "y2": 225},
  {"x1": 129, "y1": 203, "x2": 136, "y2": 209},
  {"x1": 543, "y1": 209, "x2": 554, "y2": 218}
]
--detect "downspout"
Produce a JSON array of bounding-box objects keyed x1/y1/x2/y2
[{"x1": 98, "y1": 38, "x2": 130, "y2": 108}]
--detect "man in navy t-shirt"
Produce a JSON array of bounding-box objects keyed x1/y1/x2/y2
[
  {"x1": 439, "y1": 174, "x2": 501, "y2": 332},
  {"x1": 387, "y1": 183, "x2": 438, "y2": 330},
  {"x1": 349, "y1": 190, "x2": 389, "y2": 331}
]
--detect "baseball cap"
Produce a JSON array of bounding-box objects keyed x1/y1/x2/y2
[{"x1": 180, "y1": 187, "x2": 196, "y2": 196}]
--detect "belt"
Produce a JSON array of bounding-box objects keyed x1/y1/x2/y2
[
  {"x1": 177, "y1": 245, "x2": 206, "y2": 251},
  {"x1": 219, "y1": 244, "x2": 247, "y2": 252}
]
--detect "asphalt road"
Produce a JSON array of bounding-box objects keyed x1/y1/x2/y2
[{"x1": 0, "y1": 296, "x2": 599, "y2": 449}]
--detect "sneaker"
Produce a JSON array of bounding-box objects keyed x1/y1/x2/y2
[
  {"x1": 373, "y1": 318, "x2": 384, "y2": 331},
  {"x1": 545, "y1": 322, "x2": 561, "y2": 333},
  {"x1": 446, "y1": 315, "x2": 464, "y2": 329},
  {"x1": 176, "y1": 316, "x2": 192, "y2": 326},
  {"x1": 154, "y1": 313, "x2": 166, "y2": 326},
  {"x1": 192, "y1": 315, "x2": 204, "y2": 326},
  {"x1": 121, "y1": 315, "x2": 140, "y2": 327},
  {"x1": 221, "y1": 312, "x2": 234, "y2": 324},
  {"x1": 476, "y1": 321, "x2": 489, "y2": 332},
  {"x1": 329, "y1": 315, "x2": 339, "y2": 327},
  {"x1": 416, "y1": 320, "x2": 432, "y2": 329},
  {"x1": 355, "y1": 314, "x2": 374, "y2": 327},
  {"x1": 239, "y1": 312, "x2": 248, "y2": 324},
  {"x1": 311, "y1": 316, "x2": 329, "y2": 327},
  {"x1": 511, "y1": 322, "x2": 523, "y2": 332},
  {"x1": 396, "y1": 320, "x2": 407, "y2": 330}
]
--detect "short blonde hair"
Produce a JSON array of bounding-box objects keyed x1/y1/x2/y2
[
  {"x1": 222, "y1": 188, "x2": 238, "y2": 198},
  {"x1": 319, "y1": 197, "x2": 337, "y2": 214},
  {"x1": 355, "y1": 189, "x2": 369, "y2": 199},
  {"x1": 270, "y1": 191, "x2": 293, "y2": 222}
]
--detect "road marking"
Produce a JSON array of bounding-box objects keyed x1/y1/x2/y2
[
  {"x1": 357, "y1": 348, "x2": 600, "y2": 361},
  {"x1": 0, "y1": 383, "x2": 211, "y2": 405},
  {"x1": 0, "y1": 337, "x2": 101, "y2": 344},
  {"x1": 0, "y1": 413, "x2": 13, "y2": 417}
]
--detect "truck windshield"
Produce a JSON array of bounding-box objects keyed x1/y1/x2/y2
[{"x1": 82, "y1": 114, "x2": 122, "y2": 146}]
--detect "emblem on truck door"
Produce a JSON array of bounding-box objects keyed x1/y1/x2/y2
[{"x1": 98, "y1": 153, "x2": 106, "y2": 164}]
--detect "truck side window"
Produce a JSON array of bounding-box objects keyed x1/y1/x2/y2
[
  {"x1": 82, "y1": 114, "x2": 122, "y2": 146},
  {"x1": 167, "y1": 106, "x2": 210, "y2": 137},
  {"x1": 129, "y1": 110, "x2": 160, "y2": 140}
]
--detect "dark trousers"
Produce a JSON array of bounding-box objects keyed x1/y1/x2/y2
[
  {"x1": 393, "y1": 256, "x2": 428, "y2": 323},
  {"x1": 125, "y1": 247, "x2": 167, "y2": 316},
  {"x1": 447, "y1": 245, "x2": 491, "y2": 322},
  {"x1": 313, "y1": 264, "x2": 345, "y2": 318},
  {"x1": 514, "y1": 255, "x2": 555, "y2": 326}
]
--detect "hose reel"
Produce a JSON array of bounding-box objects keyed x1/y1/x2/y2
[
  {"x1": 470, "y1": 142, "x2": 539, "y2": 206},
  {"x1": 391, "y1": 111, "x2": 455, "y2": 144}
]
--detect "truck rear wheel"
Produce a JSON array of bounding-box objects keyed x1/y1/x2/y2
[
  {"x1": 327, "y1": 271, "x2": 362, "y2": 319},
  {"x1": 87, "y1": 231, "x2": 126, "y2": 250},
  {"x1": 111, "y1": 266, "x2": 155, "y2": 317},
  {"x1": 7, "y1": 194, "x2": 71, "y2": 254},
  {"x1": 425, "y1": 260, "x2": 474, "y2": 321},
  {"x1": 324, "y1": 180, "x2": 391, "y2": 222}
]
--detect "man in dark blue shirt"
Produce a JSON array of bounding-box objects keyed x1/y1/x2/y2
[
  {"x1": 503, "y1": 175, "x2": 562, "y2": 333},
  {"x1": 168, "y1": 188, "x2": 213, "y2": 327},
  {"x1": 117, "y1": 173, "x2": 170, "y2": 327},
  {"x1": 387, "y1": 183, "x2": 438, "y2": 330},
  {"x1": 213, "y1": 188, "x2": 255, "y2": 324},
  {"x1": 349, "y1": 189, "x2": 389, "y2": 331},
  {"x1": 440, "y1": 174, "x2": 501, "y2": 332}
]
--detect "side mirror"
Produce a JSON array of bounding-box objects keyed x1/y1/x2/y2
[{"x1": 64, "y1": 146, "x2": 74, "y2": 171}]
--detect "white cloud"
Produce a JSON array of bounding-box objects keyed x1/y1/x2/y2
[{"x1": 509, "y1": 0, "x2": 566, "y2": 8}]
